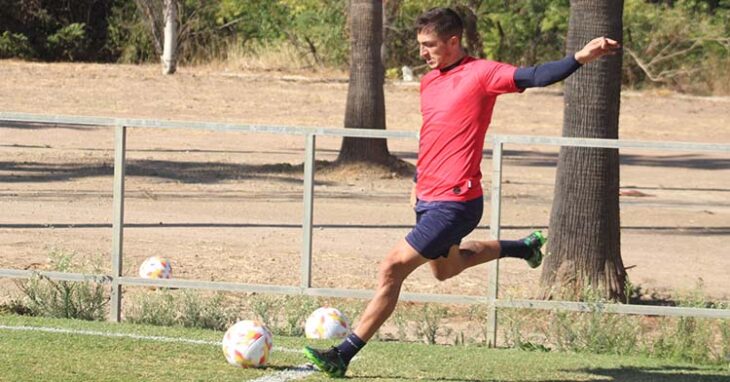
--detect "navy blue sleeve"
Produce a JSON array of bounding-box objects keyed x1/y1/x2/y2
[{"x1": 514, "y1": 55, "x2": 582, "y2": 89}]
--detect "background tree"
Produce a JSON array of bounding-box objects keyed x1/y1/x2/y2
[
  {"x1": 541, "y1": 0, "x2": 627, "y2": 301},
  {"x1": 161, "y1": 0, "x2": 178, "y2": 74},
  {"x1": 337, "y1": 0, "x2": 391, "y2": 165}
]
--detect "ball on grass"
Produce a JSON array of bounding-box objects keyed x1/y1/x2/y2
[{"x1": 222, "y1": 320, "x2": 273, "y2": 368}]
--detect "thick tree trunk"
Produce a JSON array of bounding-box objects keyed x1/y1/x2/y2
[
  {"x1": 541, "y1": 0, "x2": 627, "y2": 301},
  {"x1": 161, "y1": 0, "x2": 178, "y2": 75},
  {"x1": 338, "y1": 0, "x2": 390, "y2": 164}
]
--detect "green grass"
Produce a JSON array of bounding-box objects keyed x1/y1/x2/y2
[{"x1": 1, "y1": 314, "x2": 728, "y2": 382}]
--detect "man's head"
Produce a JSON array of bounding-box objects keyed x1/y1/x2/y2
[{"x1": 415, "y1": 8, "x2": 464, "y2": 70}]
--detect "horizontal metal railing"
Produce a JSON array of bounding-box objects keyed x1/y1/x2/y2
[{"x1": 1, "y1": 112, "x2": 728, "y2": 347}]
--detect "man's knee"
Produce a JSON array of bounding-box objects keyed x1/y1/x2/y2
[
  {"x1": 378, "y1": 254, "x2": 405, "y2": 284},
  {"x1": 377, "y1": 246, "x2": 418, "y2": 286}
]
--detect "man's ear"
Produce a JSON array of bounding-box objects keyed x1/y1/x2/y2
[{"x1": 448, "y1": 35, "x2": 461, "y2": 50}]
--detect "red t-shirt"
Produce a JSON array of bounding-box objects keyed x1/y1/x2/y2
[{"x1": 417, "y1": 56, "x2": 520, "y2": 202}]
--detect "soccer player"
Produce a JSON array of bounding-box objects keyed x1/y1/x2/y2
[{"x1": 304, "y1": 7, "x2": 620, "y2": 377}]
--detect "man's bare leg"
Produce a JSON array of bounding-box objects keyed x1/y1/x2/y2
[
  {"x1": 429, "y1": 231, "x2": 547, "y2": 282},
  {"x1": 429, "y1": 240, "x2": 500, "y2": 281},
  {"x1": 353, "y1": 239, "x2": 429, "y2": 342},
  {"x1": 303, "y1": 239, "x2": 427, "y2": 377}
]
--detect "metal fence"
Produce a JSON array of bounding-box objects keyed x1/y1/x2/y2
[{"x1": 1, "y1": 112, "x2": 729, "y2": 347}]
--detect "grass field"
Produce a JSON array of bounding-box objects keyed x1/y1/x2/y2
[{"x1": 1, "y1": 314, "x2": 728, "y2": 382}]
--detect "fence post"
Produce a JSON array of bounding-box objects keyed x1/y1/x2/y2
[
  {"x1": 110, "y1": 124, "x2": 126, "y2": 322},
  {"x1": 486, "y1": 139, "x2": 503, "y2": 347},
  {"x1": 301, "y1": 134, "x2": 316, "y2": 289}
]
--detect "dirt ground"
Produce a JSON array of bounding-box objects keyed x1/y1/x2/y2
[{"x1": 0, "y1": 60, "x2": 728, "y2": 306}]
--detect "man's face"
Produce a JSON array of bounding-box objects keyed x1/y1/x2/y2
[{"x1": 417, "y1": 30, "x2": 459, "y2": 70}]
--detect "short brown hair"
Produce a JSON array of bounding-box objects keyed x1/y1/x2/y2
[{"x1": 415, "y1": 7, "x2": 463, "y2": 40}]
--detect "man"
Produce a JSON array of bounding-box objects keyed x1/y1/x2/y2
[{"x1": 304, "y1": 7, "x2": 620, "y2": 377}]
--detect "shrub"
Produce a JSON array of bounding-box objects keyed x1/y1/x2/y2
[
  {"x1": 125, "y1": 289, "x2": 238, "y2": 331},
  {"x1": 46, "y1": 23, "x2": 88, "y2": 61},
  {"x1": 0, "y1": 31, "x2": 33, "y2": 58},
  {"x1": 14, "y1": 251, "x2": 108, "y2": 321}
]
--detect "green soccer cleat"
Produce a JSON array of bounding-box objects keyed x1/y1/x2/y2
[
  {"x1": 523, "y1": 231, "x2": 547, "y2": 268},
  {"x1": 303, "y1": 346, "x2": 348, "y2": 378}
]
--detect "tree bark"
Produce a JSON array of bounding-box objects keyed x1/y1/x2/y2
[
  {"x1": 541, "y1": 0, "x2": 627, "y2": 301},
  {"x1": 161, "y1": 0, "x2": 178, "y2": 75},
  {"x1": 337, "y1": 0, "x2": 390, "y2": 164}
]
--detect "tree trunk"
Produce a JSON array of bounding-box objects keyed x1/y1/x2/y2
[
  {"x1": 161, "y1": 0, "x2": 178, "y2": 75},
  {"x1": 541, "y1": 0, "x2": 627, "y2": 301},
  {"x1": 338, "y1": 0, "x2": 390, "y2": 164}
]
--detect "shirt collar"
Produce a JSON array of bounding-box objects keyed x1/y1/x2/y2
[{"x1": 439, "y1": 55, "x2": 469, "y2": 73}]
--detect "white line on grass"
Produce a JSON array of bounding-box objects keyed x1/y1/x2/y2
[
  {"x1": 249, "y1": 365, "x2": 315, "y2": 382},
  {"x1": 0, "y1": 324, "x2": 301, "y2": 354}
]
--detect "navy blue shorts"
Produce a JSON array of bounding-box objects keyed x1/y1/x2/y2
[{"x1": 405, "y1": 197, "x2": 483, "y2": 259}]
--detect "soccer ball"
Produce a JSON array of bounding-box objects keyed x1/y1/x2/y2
[
  {"x1": 138, "y1": 256, "x2": 172, "y2": 279},
  {"x1": 222, "y1": 320, "x2": 273, "y2": 368},
  {"x1": 305, "y1": 307, "x2": 351, "y2": 339}
]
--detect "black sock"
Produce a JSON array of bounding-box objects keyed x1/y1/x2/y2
[
  {"x1": 335, "y1": 333, "x2": 366, "y2": 364},
  {"x1": 499, "y1": 240, "x2": 531, "y2": 259}
]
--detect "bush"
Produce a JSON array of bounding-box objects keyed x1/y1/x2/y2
[
  {"x1": 126, "y1": 289, "x2": 238, "y2": 331},
  {"x1": 0, "y1": 31, "x2": 33, "y2": 58},
  {"x1": 46, "y1": 23, "x2": 88, "y2": 61},
  {"x1": 623, "y1": 0, "x2": 730, "y2": 94},
  {"x1": 14, "y1": 251, "x2": 108, "y2": 321}
]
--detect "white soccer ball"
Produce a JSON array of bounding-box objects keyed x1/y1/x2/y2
[
  {"x1": 305, "y1": 307, "x2": 351, "y2": 339},
  {"x1": 138, "y1": 256, "x2": 172, "y2": 279},
  {"x1": 222, "y1": 320, "x2": 273, "y2": 368}
]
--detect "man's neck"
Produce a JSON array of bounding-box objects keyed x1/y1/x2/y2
[{"x1": 439, "y1": 52, "x2": 468, "y2": 73}]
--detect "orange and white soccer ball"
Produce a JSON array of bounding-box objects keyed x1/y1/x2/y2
[
  {"x1": 222, "y1": 320, "x2": 273, "y2": 368},
  {"x1": 305, "y1": 307, "x2": 351, "y2": 339},
  {"x1": 138, "y1": 256, "x2": 172, "y2": 279}
]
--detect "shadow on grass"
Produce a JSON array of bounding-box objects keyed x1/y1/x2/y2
[
  {"x1": 352, "y1": 365, "x2": 730, "y2": 381},
  {"x1": 568, "y1": 366, "x2": 730, "y2": 382}
]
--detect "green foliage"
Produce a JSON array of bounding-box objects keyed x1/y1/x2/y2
[
  {"x1": 46, "y1": 23, "x2": 88, "y2": 61},
  {"x1": 247, "y1": 294, "x2": 321, "y2": 336},
  {"x1": 104, "y1": 0, "x2": 156, "y2": 63},
  {"x1": 14, "y1": 251, "x2": 108, "y2": 321},
  {"x1": 648, "y1": 285, "x2": 725, "y2": 364},
  {"x1": 125, "y1": 289, "x2": 237, "y2": 331},
  {"x1": 0, "y1": 31, "x2": 33, "y2": 58},
  {"x1": 1, "y1": 0, "x2": 728, "y2": 92},
  {"x1": 280, "y1": 0, "x2": 349, "y2": 67},
  {"x1": 414, "y1": 303, "x2": 451, "y2": 344},
  {"x1": 548, "y1": 309, "x2": 641, "y2": 355},
  {"x1": 279, "y1": 295, "x2": 319, "y2": 336},
  {"x1": 498, "y1": 284, "x2": 730, "y2": 365},
  {"x1": 0, "y1": 0, "x2": 115, "y2": 61},
  {"x1": 623, "y1": 0, "x2": 730, "y2": 94},
  {"x1": 248, "y1": 293, "x2": 281, "y2": 330},
  {"x1": 476, "y1": 0, "x2": 570, "y2": 65}
]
